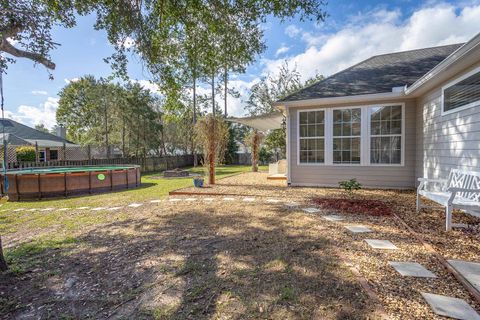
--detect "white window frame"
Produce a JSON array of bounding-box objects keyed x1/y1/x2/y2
[
  {"x1": 441, "y1": 65, "x2": 480, "y2": 116},
  {"x1": 331, "y1": 106, "x2": 363, "y2": 166},
  {"x1": 296, "y1": 108, "x2": 326, "y2": 166},
  {"x1": 367, "y1": 103, "x2": 405, "y2": 167},
  {"x1": 296, "y1": 103, "x2": 405, "y2": 167}
]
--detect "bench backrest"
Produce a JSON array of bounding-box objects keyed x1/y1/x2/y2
[{"x1": 445, "y1": 169, "x2": 480, "y2": 202}]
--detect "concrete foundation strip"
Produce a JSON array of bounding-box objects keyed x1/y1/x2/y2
[{"x1": 392, "y1": 212, "x2": 480, "y2": 305}]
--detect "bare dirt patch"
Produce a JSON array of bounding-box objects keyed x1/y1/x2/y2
[{"x1": 313, "y1": 198, "x2": 393, "y2": 216}]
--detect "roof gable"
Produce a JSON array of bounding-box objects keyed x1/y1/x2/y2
[{"x1": 279, "y1": 43, "x2": 463, "y2": 102}]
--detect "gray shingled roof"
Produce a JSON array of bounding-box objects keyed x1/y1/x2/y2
[
  {"x1": 279, "y1": 43, "x2": 463, "y2": 102},
  {"x1": 0, "y1": 119, "x2": 73, "y2": 144}
]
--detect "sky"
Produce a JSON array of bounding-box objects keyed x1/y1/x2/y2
[{"x1": 2, "y1": 0, "x2": 480, "y2": 129}]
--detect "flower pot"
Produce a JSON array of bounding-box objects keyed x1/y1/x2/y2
[{"x1": 193, "y1": 178, "x2": 204, "y2": 188}]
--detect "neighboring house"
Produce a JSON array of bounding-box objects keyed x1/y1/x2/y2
[
  {"x1": 273, "y1": 32, "x2": 480, "y2": 189},
  {"x1": 0, "y1": 119, "x2": 78, "y2": 162}
]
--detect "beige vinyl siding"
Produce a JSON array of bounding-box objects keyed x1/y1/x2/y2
[
  {"x1": 288, "y1": 99, "x2": 417, "y2": 189},
  {"x1": 416, "y1": 63, "x2": 480, "y2": 182}
]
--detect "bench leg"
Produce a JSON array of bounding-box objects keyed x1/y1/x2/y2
[
  {"x1": 446, "y1": 205, "x2": 453, "y2": 231},
  {"x1": 416, "y1": 194, "x2": 421, "y2": 212}
]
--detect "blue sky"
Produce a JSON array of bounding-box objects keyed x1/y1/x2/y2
[{"x1": 2, "y1": 0, "x2": 480, "y2": 129}]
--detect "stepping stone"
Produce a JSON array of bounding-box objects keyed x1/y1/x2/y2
[
  {"x1": 77, "y1": 207, "x2": 90, "y2": 210},
  {"x1": 57, "y1": 208, "x2": 70, "y2": 211},
  {"x1": 421, "y1": 292, "x2": 480, "y2": 320},
  {"x1": 107, "y1": 207, "x2": 123, "y2": 211},
  {"x1": 223, "y1": 197, "x2": 235, "y2": 201},
  {"x1": 345, "y1": 225, "x2": 372, "y2": 233},
  {"x1": 285, "y1": 202, "x2": 300, "y2": 209},
  {"x1": 169, "y1": 198, "x2": 181, "y2": 202},
  {"x1": 185, "y1": 198, "x2": 197, "y2": 201},
  {"x1": 203, "y1": 198, "x2": 214, "y2": 201},
  {"x1": 389, "y1": 262, "x2": 436, "y2": 278},
  {"x1": 27, "y1": 208, "x2": 38, "y2": 212},
  {"x1": 243, "y1": 197, "x2": 255, "y2": 202},
  {"x1": 40, "y1": 208, "x2": 54, "y2": 212},
  {"x1": 266, "y1": 199, "x2": 281, "y2": 203},
  {"x1": 448, "y1": 260, "x2": 480, "y2": 292},
  {"x1": 91, "y1": 207, "x2": 106, "y2": 211},
  {"x1": 150, "y1": 200, "x2": 162, "y2": 203},
  {"x1": 365, "y1": 239, "x2": 398, "y2": 250},
  {"x1": 303, "y1": 207, "x2": 320, "y2": 213},
  {"x1": 128, "y1": 203, "x2": 143, "y2": 208},
  {"x1": 13, "y1": 208, "x2": 25, "y2": 212},
  {"x1": 323, "y1": 215, "x2": 345, "y2": 221}
]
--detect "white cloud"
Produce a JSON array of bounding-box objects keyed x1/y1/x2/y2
[
  {"x1": 8, "y1": 97, "x2": 59, "y2": 130},
  {"x1": 275, "y1": 45, "x2": 290, "y2": 57},
  {"x1": 132, "y1": 79, "x2": 160, "y2": 94},
  {"x1": 31, "y1": 90, "x2": 48, "y2": 95},
  {"x1": 265, "y1": 4, "x2": 480, "y2": 82},
  {"x1": 285, "y1": 25, "x2": 302, "y2": 37},
  {"x1": 64, "y1": 78, "x2": 79, "y2": 84}
]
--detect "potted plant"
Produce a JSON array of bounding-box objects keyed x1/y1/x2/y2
[{"x1": 193, "y1": 177, "x2": 204, "y2": 188}]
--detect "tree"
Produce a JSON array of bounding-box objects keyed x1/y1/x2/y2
[
  {"x1": 224, "y1": 123, "x2": 239, "y2": 165},
  {"x1": 244, "y1": 129, "x2": 264, "y2": 172},
  {"x1": 34, "y1": 123, "x2": 50, "y2": 133},
  {"x1": 194, "y1": 115, "x2": 228, "y2": 184}
]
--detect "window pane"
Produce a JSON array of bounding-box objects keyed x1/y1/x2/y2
[
  {"x1": 444, "y1": 71, "x2": 480, "y2": 112},
  {"x1": 333, "y1": 124, "x2": 342, "y2": 136},
  {"x1": 315, "y1": 111, "x2": 324, "y2": 123},
  {"x1": 371, "y1": 121, "x2": 381, "y2": 135},
  {"x1": 300, "y1": 124, "x2": 307, "y2": 137},
  {"x1": 391, "y1": 105, "x2": 402, "y2": 120},
  {"x1": 352, "y1": 123, "x2": 361, "y2": 136},
  {"x1": 370, "y1": 136, "x2": 401, "y2": 164},
  {"x1": 333, "y1": 151, "x2": 342, "y2": 163},
  {"x1": 308, "y1": 125, "x2": 316, "y2": 137},
  {"x1": 391, "y1": 120, "x2": 401, "y2": 134},
  {"x1": 300, "y1": 151, "x2": 308, "y2": 162},
  {"x1": 315, "y1": 124, "x2": 324, "y2": 136},
  {"x1": 316, "y1": 138, "x2": 324, "y2": 151},
  {"x1": 342, "y1": 109, "x2": 351, "y2": 122},
  {"x1": 315, "y1": 151, "x2": 324, "y2": 163},
  {"x1": 342, "y1": 123, "x2": 352, "y2": 136},
  {"x1": 300, "y1": 112, "x2": 308, "y2": 124},
  {"x1": 380, "y1": 121, "x2": 390, "y2": 135},
  {"x1": 300, "y1": 139, "x2": 307, "y2": 150},
  {"x1": 308, "y1": 111, "x2": 316, "y2": 123},
  {"x1": 333, "y1": 110, "x2": 342, "y2": 123}
]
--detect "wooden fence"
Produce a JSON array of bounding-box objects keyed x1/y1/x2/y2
[{"x1": 1, "y1": 155, "x2": 195, "y2": 173}]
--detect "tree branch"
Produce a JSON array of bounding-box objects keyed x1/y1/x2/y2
[{"x1": 0, "y1": 37, "x2": 55, "y2": 70}]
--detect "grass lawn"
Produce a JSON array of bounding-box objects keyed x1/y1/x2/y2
[{"x1": 0, "y1": 165, "x2": 265, "y2": 211}]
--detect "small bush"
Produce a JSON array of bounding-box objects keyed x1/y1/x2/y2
[
  {"x1": 16, "y1": 146, "x2": 36, "y2": 162},
  {"x1": 339, "y1": 178, "x2": 361, "y2": 197}
]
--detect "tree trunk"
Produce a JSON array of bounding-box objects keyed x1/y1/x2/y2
[
  {"x1": 121, "y1": 118, "x2": 126, "y2": 157},
  {"x1": 211, "y1": 73, "x2": 215, "y2": 116},
  {"x1": 252, "y1": 130, "x2": 259, "y2": 172},
  {"x1": 224, "y1": 66, "x2": 228, "y2": 117},
  {"x1": 193, "y1": 74, "x2": 197, "y2": 167},
  {"x1": 104, "y1": 100, "x2": 109, "y2": 159},
  {"x1": 0, "y1": 236, "x2": 8, "y2": 271}
]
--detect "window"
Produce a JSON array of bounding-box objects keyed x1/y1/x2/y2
[
  {"x1": 299, "y1": 110, "x2": 325, "y2": 163},
  {"x1": 332, "y1": 108, "x2": 361, "y2": 164},
  {"x1": 50, "y1": 149, "x2": 58, "y2": 161},
  {"x1": 370, "y1": 105, "x2": 402, "y2": 164},
  {"x1": 443, "y1": 68, "x2": 480, "y2": 113}
]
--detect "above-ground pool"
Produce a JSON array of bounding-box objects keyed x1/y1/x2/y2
[{"x1": 0, "y1": 165, "x2": 141, "y2": 201}]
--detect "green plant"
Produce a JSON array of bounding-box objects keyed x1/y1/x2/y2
[
  {"x1": 259, "y1": 147, "x2": 273, "y2": 165},
  {"x1": 15, "y1": 146, "x2": 36, "y2": 162},
  {"x1": 339, "y1": 178, "x2": 362, "y2": 197}
]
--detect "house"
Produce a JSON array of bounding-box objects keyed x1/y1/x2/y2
[
  {"x1": 272, "y1": 32, "x2": 480, "y2": 189},
  {"x1": 0, "y1": 119, "x2": 78, "y2": 162}
]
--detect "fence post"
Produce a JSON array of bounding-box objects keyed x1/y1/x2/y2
[{"x1": 63, "y1": 142, "x2": 66, "y2": 161}]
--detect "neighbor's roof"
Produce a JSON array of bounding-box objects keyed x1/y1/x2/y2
[
  {"x1": 278, "y1": 43, "x2": 463, "y2": 102},
  {"x1": 0, "y1": 133, "x2": 32, "y2": 146},
  {"x1": 0, "y1": 119, "x2": 77, "y2": 147}
]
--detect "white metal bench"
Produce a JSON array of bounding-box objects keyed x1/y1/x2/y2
[{"x1": 417, "y1": 169, "x2": 480, "y2": 231}]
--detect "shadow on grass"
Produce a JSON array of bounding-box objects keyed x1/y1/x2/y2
[{"x1": 1, "y1": 204, "x2": 378, "y2": 319}]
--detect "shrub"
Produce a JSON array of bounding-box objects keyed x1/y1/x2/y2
[
  {"x1": 339, "y1": 178, "x2": 361, "y2": 197},
  {"x1": 259, "y1": 147, "x2": 273, "y2": 165},
  {"x1": 16, "y1": 146, "x2": 36, "y2": 162}
]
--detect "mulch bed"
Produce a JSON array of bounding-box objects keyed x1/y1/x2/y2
[{"x1": 313, "y1": 197, "x2": 393, "y2": 216}]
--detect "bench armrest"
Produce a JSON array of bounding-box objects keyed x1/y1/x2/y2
[
  {"x1": 446, "y1": 187, "x2": 480, "y2": 205},
  {"x1": 447, "y1": 187, "x2": 480, "y2": 193},
  {"x1": 417, "y1": 178, "x2": 447, "y2": 183}
]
